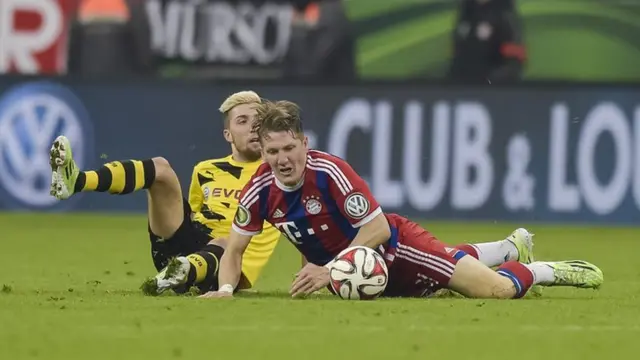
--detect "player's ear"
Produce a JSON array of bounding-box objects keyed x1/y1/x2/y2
[
  {"x1": 223, "y1": 128, "x2": 233, "y2": 144},
  {"x1": 302, "y1": 135, "x2": 309, "y2": 149}
]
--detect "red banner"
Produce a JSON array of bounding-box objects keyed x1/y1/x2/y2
[{"x1": 0, "y1": 0, "x2": 74, "y2": 74}]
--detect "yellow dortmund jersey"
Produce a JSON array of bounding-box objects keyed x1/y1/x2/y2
[{"x1": 188, "y1": 155, "x2": 280, "y2": 287}]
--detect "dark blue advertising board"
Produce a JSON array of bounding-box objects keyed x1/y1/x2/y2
[{"x1": 0, "y1": 78, "x2": 638, "y2": 224}]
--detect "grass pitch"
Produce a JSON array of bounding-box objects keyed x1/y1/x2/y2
[{"x1": 0, "y1": 213, "x2": 638, "y2": 360}]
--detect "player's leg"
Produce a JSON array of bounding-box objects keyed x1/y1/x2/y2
[
  {"x1": 50, "y1": 135, "x2": 159, "y2": 201},
  {"x1": 452, "y1": 227, "x2": 544, "y2": 296},
  {"x1": 136, "y1": 156, "x2": 227, "y2": 276},
  {"x1": 50, "y1": 135, "x2": 227, "y2": 295},
  {"x1": 142, "y1": 166, "x2": 227, "y2": 295},
  {"x1": 141, "y1": 240, "x2": 226, "y2": 296},
  {"x1": 384, "y1": 217, "x2": 603, "y2": 299},
  {"x1": 51, "y1": 137, "x2": 182, "y2": 237},
  {"x1": 453, "y1": 228, "x2": 534, "y2": 268},
  {"x1": 144, "y1": 156, "x2": 185, "y2": 239},
  {"x1": 50, "y1": 135, "x2": 200, "y2": 244},
  {"x1": 143, "y1": 235, "x2": 261, "y2": 296},
  {"x1": 448, "y1": 256, "x2": 603, "y2": 299},
  {"x1": 142, "y1": 160, "x2": 229, "y2": 295},
  {"x1": 50, "y1": 136, "x2": 185, "y2": 258},
  {"x1": 50, "y1": 134, "x2": 185, "y2": 238}
]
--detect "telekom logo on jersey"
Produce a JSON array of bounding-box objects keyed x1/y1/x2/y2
[
  {"x1": 0, "y1": 0, "x2": 70, "y2": 74},
  {"x1": 275, "y1": 221, "x2": 330, "y2": 246},
  {"x1": 275, "y1": 221, "x2": 304, "y2": 245}
]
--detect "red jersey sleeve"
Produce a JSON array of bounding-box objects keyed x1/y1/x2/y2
[
  {"x1": 312, "y1": 152, "x2": 382, "y2": 228},
  {"x1": 232, "y1": 165, "x2": 273, "y2": 236}
]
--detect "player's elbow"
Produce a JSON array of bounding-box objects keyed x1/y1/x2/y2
[
  {"x1": 377, "y1": 217, "x2": 391, "y2": 241},
  {"x1": 371, "y1": 212, "x2": 390, "y2": 233},
  {"x1": 226, "y1": 242, "x2": 244, "y2": 259},
  {"x1": 362, "y1": 214, "x2": 391, "y2": 247}
]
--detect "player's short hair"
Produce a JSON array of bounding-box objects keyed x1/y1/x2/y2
[
  {"x1": 218, "y1": 91, "x2": 261, "y2": 129},
  {"x1": 253, "y1": 100, "x2": 304, "y2": 141}
]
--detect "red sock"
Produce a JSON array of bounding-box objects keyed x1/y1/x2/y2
[
  {"x1": 454, "y1": 244, "x2": 479, "y2": 259},
  {"x1": 496, "y1": 261, "x2": 534, "y2": 298}
]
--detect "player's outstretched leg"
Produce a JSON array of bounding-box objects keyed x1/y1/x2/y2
[
  {"x1": 50, "y1": 135, "x2": 157, "y2": 199},
  {"x1": 453, "y1": 228, "x2": 543, "y2": 296},
  {"x1": 447, "y1": 256, "x2": 603, "y2": 299},
  {"x1": 50, "y1": 135, "x2": 223, "y2": 295},
  {"x1": 50, "y1": 135, "x2": 184, "y2": 240},
  {"x1": 385, "y1": 216, "x2": 603, "y2": 299}
]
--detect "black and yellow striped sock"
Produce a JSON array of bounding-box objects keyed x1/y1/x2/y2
[
  {"x1": 73, "y1": 159, "x2": 156, "y2": 194},
  {"x1": 183, "y1": 245, "x2": 221, "y2": 288}
]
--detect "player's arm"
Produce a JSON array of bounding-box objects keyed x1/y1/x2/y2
[
  {"x1": 326, "y1": 156, "x2": 390, "y2": 250},
  {"x1": 216, "y1": 228, "x2": 253, "y2": 293},
  {"x1": 291, "y1": 156, "x2": 390, "y2": 297},
  {"x1": 204, "y1": 169, "x2": 269, "y2": 296},
  {"x1": 348, "y1": 212, "x2": 390, "y2": 249}
]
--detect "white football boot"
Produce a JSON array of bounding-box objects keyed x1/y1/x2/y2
[
  {"x1": 49, "y1": 135, "x2": 79, "y2": 200},
  {"x1": 506, "y1": 228, "x2": 543, "y2": 296},
  {"x1": 140, "y1": 257, "x2": 191, "y2": 296}
]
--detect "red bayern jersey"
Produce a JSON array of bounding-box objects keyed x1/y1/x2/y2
[{"x1": 232, "y1": 150, "x2": 382, "y2": 265}]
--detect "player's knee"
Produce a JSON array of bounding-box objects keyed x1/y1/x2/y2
[
  {"x1": 452, "y1": 276, "x2": 515, "y2": 299},
  {"x1": 448, "y1": 256, "x2": 517, "y2": 299},
  {"x1": 152, "y1": 157, "x2": 176, "y2": 183},
  {"x1": 468, "y1": 276, "x2": 516, "y2": 299},
  {"x1": 490, "y1": 277, "x2": 518, "y2": 299}
]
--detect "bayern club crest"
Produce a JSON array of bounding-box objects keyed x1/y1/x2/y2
[{"x1": 304, "y1": 195, "x2": 322, "y2": 215}]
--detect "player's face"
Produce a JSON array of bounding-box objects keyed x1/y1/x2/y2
[
  {"x1": 262, "y1": 131, "x2": 309, "y2": 186},
  {"x1": 225, "y1": 103, "x2": 261, "y2": 161}
]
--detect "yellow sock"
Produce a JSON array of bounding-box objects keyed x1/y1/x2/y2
[
  {"x1": 187, "y1": 254, "x2": 209, "y2": 283},
  {"x1": 74, "y1": 159, "x2": 156, "y2": 194}
]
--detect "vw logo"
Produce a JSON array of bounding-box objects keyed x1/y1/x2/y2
[
  {"x1": 344, "y1": 193, "x2": 370, "y2": 219},
  {"x1": 0, "y1": 82, "x2": 93, "y2": 210}
]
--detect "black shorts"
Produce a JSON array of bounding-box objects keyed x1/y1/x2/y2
[{"x1": 148, "y1": 198, "x2": 215, "y2": 271}]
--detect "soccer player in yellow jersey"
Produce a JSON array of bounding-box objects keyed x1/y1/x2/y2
[{"x1": 49, "y1": 91, "x2": 280, "y2": 295}]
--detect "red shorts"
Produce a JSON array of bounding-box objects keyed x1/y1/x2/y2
[{"x1": 382, "y1": 214, "x2": 466, "y2": 297}]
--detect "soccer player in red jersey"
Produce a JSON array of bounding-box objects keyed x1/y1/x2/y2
[{"x1": 201, "y1": 100, "x2": 603, "y2": 299}]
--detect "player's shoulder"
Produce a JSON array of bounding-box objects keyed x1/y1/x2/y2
[
  {"x1": 193, "y1": 155, "x2": 231, "y2": 172},
  {"x1": 242, "y1": 163, "x2": 274, "y2": 189},
  {"x1": 194, "y1": 155, "x2": 261, "y2": 180},
  {"x1": 253, "y1": 162, "x2": 273, "y2": 177},
  {"x1": 306, "y1": 150, "x2": 361, "y2": 192},
  {"x1": 307, "y1": 150, "x2": 349, "y2": 166},
  {"x1": 239, "y1": 163, "x2": 274, "y2": 203},
  {"x1": 306, "y1": 150, "x2": 355, "y2": 175}
]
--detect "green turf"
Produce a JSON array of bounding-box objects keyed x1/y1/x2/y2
[{"x1": 0, "y1": 212, "x2": 637, "y2": 359}]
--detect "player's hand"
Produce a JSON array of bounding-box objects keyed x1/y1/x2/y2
[
  {"x1": 198, "y1": 291, "x2": 233, "y2": 299},
  {"x1": 290, "y1": 263, "x2": 330, "y2": 298}
]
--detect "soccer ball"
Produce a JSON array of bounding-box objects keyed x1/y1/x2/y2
[{"x1": 329, "y1": 246, "x2": 389, "y2": 300}]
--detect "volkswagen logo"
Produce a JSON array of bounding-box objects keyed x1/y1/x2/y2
[{"x1": 0, "y1": 81, "x2": 93, "y2": 210}]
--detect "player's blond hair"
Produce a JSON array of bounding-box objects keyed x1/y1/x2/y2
[
  {"x1": 218, "y1": 91, "x2": 261, "y2": 128},
  {"x1": 253, "y1": 100, "x2": 304, "y2": 141}
]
